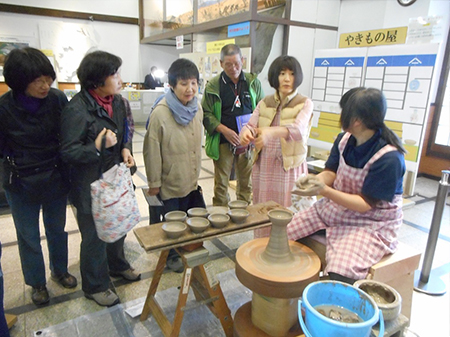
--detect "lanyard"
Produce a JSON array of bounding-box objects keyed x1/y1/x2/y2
[{"x1": 229, "y1": 82, "x2": 241, "y2": 111}]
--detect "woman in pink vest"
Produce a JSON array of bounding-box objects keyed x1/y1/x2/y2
[
  {"x1": 287, "y1": 87, "x2": 406, "y2": 284},
  {"x1": 240, "y1": 56, "x2": 313, "y2": 238}
]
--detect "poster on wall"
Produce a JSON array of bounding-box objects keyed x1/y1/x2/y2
[
  {"x1": 308, "y1": 44, "x2": 439, "y2": 194},
  {"x1": 39, "y1": 21, "x2": 99, "y2": 83},
  {"x1": 0, "y1": 38, "x2": 35, "y2": 82}
]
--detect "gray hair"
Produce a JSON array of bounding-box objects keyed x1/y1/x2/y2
[{"x1": 220, "y1": 44, "x2": 242, "y2": 61}]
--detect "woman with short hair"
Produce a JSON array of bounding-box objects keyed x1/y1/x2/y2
[
  {"x1": 60, "y1": 50, "x2": 139, "y2": 307},
  {"x1": 143, "y1": 58, "x2": 205, "y2": 272},
  {"x1": 240, "y1": 55, "x2": 314, "y2": 238},
  {"x1": 0, "y1": 47, "x2": 76, "y2": 306}
]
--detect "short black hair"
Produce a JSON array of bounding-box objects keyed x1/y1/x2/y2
[
  {"x1": 220, "y1": 44, "x2": 242, "y2": 61},
  {"x1": 167, "y1": 58, "x2": 199, "y2": 87},
  {"x1": 77, "y1": 50, "x2": 122, "y2": 89},
  {"x1": 339, "y1": 87, "x2": 386, "y2": 130},
  {"x1": 3, "y1": 47, "x2": 56, "y2": 93},
  {"x1": 268, "y1": 55, "x2": 303, "y2": 90}
]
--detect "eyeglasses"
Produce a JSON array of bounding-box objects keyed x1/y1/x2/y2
[
  {"x1": 223, "y1": 62, "x2": 242, "y2": 70},
  {"x1": 31, "y1": 77, "x2": 54, "y2": 87}
]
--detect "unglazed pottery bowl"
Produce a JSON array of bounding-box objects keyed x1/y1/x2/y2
[
  {"x1": 208, "y1": 213, "x2": 230, "y2": 228},
  {"x1": 228, "y1": 200, "x2": 249, "y2": 209},
  {"x1": 186, "y1": 217, "x2": 210, "y2": 233},
  {"x1": 164, "y1": 210, "x2": 187, "y2": 222},
  {"x1": 187, "y1": 207, "x2": 209, "y2": 218},
  {"x1": 207, "y1": 206, "x2": 229, "y2": 215},
  {"x1": 228, "y1": 209, "x2": 250, "y2": 224},
  {"x1": 353, "y1": 279, "x2": 402, "y2": 321},
  {"x1": 162, "y1": 222, "x2": 186, "y2": 239}
]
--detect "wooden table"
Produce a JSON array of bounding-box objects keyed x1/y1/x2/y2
[{"x1": 133, "y1": 201, "x2": 284, "y2": 337}]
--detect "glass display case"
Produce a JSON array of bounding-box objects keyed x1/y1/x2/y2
[{"x1": 141, "y1": 0, "x2": 286, "y2": 40}]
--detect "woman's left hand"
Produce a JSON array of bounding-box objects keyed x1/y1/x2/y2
[
  {"x1": 254, "y1": 128, "x2": 266, "y2": 150},
  {"x1": 121, "y1": 148, "x2": 135, "y2": 168}
]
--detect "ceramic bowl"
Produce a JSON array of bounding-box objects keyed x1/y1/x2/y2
[
  {"x1": 353, "y1": 279, "x2": 402, "y2": 321},
  {"x1": 228, "y1": 209, "x2": 250, "y2": 224},
  {"x1": 187, "y1": 207, "x2": 209, "y2": 218},
  {"x1": 207, "y1": 206, "x2": 229, "y2": 215},
  {"x1": 162, "y1": 222, "x2": 187, "y2": 239},
  {"x1": 164, "y1": 210, "x2": 187, "y2": 222},
  {"x1": 228, "y1": 200, "x2": 249, "y2": 209},
  {"x1": 186, "y1": 217, "x2": 210, "y2": 233},
  {"x1": 208, "y1": 213, "x2": 230, "y2": 228}
]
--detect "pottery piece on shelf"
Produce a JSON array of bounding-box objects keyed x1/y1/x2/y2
[
  {"x1": 186, "y1": 217, "x2": 210, "y2": 233},
  {"x1": 162, "y1": 222, "x2": 186, "y2": 239},
  {"x1": 208, "y1": 213, "x2": 230, "y2": 228},
  {"x1": 228, "y1": 200, "x2": 249, "y2": 209},
  {"x1": 164, "y1": 210, "x2": 187, "y2": 222},
  {"x1": 228, "y1": 209, "x2": 250, "y2": 224},
  {"x1": 187, "y1": 207, "x2": 209, "y2": 218}
]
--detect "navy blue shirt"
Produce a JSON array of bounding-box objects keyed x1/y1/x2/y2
[
  {"x1": 325, "y1": 130, "x2": 405, "y2": 202},
  {"x1": 219, "y1": 72, "x2": 252, "y2": 144}
]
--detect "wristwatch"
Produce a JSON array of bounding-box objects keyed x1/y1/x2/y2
[{"x1": 397, "y1": 0, "x2": 417, "y2": 6}]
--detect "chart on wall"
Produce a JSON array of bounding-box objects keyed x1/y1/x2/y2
[
  {"x1": 308, "y1": 43, "x2": 439, "y2": 174},
  {"x1": 39, "y1": 21, "x2": 99, "y2": 83}
]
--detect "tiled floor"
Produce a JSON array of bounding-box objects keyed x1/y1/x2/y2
[{"x1": 1, "y1": 126, "x2": 449, "y2": 337}]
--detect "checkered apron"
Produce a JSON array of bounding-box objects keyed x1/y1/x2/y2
[{"x1": 287, "y1": 132, "x2": 403, "y2": 279}]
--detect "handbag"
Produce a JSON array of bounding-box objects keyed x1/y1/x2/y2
[{"x1": 90, "y1": 137, "x2": 140, "y2": 243}]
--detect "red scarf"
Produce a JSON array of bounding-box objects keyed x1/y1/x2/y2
[{"x1": 89, "y1": 89, "x2": 113, "y2": 118}]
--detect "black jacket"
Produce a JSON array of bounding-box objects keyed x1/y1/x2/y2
[
  {"x1": 0, "y1": 88, "x2": 69, "y2": 202},
  {"x1": 60, "y1": 89, "x2": 133, "y2": 213},
  {"x1": 144, "y1": 74, "x2": 162, "y2": 89}
]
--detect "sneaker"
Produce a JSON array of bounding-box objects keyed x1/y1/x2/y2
[
  {"x1": 32, "y1": 285, "x2": 49, "y2": 305},
  {"x1": 166, "y1": 257, "x2": 184, "y2": 273},
  {"x1": 84, "y1": 289, "x2": 119, "y2": 307},
  {"x1": 51, "y1": 272, "x2": 78, "y2": 288},
  {"x1": 110, "y1": 268, "x2": 141, "y2": 281}
]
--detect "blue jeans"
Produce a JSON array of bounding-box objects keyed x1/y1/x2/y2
[
  {"x1": 5, "y1": 191, "x2": 68, "y2": 287},
  {"x1": 0, "y1": 243, "x2": 11, "y2": 337},
  {"x1": 76, "y1": 212, "x2": 130, "y2": 294}
]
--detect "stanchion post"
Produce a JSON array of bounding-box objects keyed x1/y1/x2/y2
[{"x1": 414, "y1": 170, "x2": 449, "y2": 295}]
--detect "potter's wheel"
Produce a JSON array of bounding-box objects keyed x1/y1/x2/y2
[
  {"x1": 236, "y1": 238, "x2": 320, "y2": 298},
  {"x1": 234, "y1": 209, "x2": 320, "y2": 336}
]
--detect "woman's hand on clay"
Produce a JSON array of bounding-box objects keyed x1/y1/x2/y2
[
  {"x1": 292, "y1": 174, "x2": 325, "y2": 196},
  {"x1": 240, "y1": 128, "x2": 254, "y2": 146}
]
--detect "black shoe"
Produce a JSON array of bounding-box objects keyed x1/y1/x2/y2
[
  {"x1": 51, "y1": 272, "x2": 78, "y2": 288},
  {"x1": 32, "y1": 285, "x2": 49, "y2": 305}
]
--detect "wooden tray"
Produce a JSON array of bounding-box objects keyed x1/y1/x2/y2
[{"x1": 134, "y1": 201, "x2": 283, "y2": 253}]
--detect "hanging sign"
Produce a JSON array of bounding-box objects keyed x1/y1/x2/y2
[
  {"x1": 339, "y1": 27, "x2": 407, "y2": 48},
  {"x1": 206, "y1": 38, "x2": 235, "y2": 54},
  {"x1": 176, "y1": 35, "x2": 184, "y2": 50},
  {"x1": 228, "y1": 21, "x2": 250, "y2": 37}
]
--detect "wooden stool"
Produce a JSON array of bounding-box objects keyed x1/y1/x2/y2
[
  {"x1": 298, "y1": 234, "x2": 421, "y2": 319},
  {"x1": 140, "y1": 245, "x2": 233, "y2": 337}
]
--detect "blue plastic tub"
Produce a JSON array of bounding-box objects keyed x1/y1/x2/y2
[{"x1": 299, "y1": 281, "x2": 384, "y2": 337}]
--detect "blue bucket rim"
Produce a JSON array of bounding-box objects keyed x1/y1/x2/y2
[{"x1": 301, "y1": 280, "x2": 379, "y2": 327}]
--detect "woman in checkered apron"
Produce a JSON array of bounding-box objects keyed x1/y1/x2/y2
[{"x1": 287, "y1": 87, "x2": 406, "y2": 284}]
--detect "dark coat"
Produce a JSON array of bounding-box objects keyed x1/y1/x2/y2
[
  {"x1": 144, "y1": 74, "x2": 162, "y2": 89},
  {"x1": 0, "y1": 88, "x2": 70, "y2": 202},
  {"x1": 60, "y1": 89, "x2": 133, "y2": 214}
]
